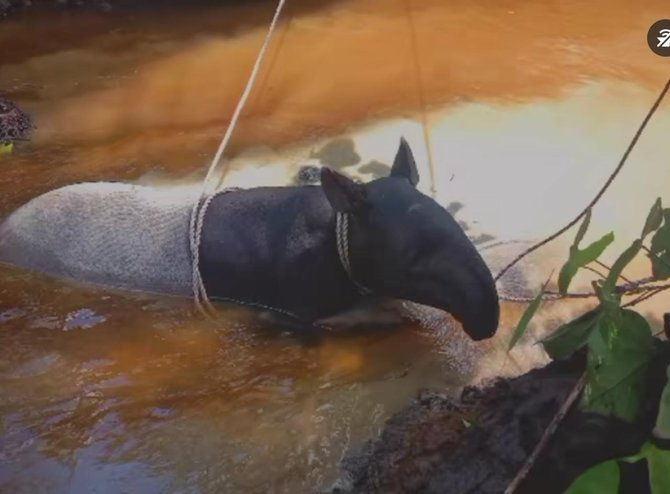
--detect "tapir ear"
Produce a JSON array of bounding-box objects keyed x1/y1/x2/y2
[
  {"x1": 390, "y1": 137, "x2": 419, "y2": 186},
  {"x1": 320, "y1": 168, "x2": 368, "y2": 213}
]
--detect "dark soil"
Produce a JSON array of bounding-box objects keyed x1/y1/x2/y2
[
  {"x1": 0, "y1": 0, "x2": 268, "y2": 17},
  {"x1": 1, "y1": 0, "x2": 105, "y2": 17},
  {"x1": 332, "y1": 340, "x2": 670, "y2": 494}
]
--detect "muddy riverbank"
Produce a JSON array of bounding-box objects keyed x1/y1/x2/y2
[{"x1": 333, "y1": 340, "x2": 670, "y2": 494}]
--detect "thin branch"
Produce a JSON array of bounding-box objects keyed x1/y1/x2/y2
[
  {"x1": 504, "y1": 372, "x2": 587, "y2": 494},
  {"x1": 594, "y1": 259, "x2": 631, "y2": 283},
  {"x1": 501, "y1": 277, "x2": 670, "y2": 303},
  {"x1": 619, "y1": 275, "x2": 656, "y2": 291},
  {"x1": 495, "y1": 77, "x2": 670, "y2": 283},
  {"x1": 623, "y1": 285, "x2": 670, "y2": 307},
  {"x1": 584, "y1": 265, "x2": 608, "y2": 279},
  {"x1": 625, "y1": 283, "x2": 670, "y2": 296}
]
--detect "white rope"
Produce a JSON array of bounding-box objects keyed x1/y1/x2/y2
[
  {"x1": 402, "y1": 0, "x2": 437, "y2": 198},
  {"x1": 335, "y1": 212, "x2": 351, "y2": 276},
  {"x1": 336, "y1": 212, "x2": 372, "y2": 295},
  {"x1": 188, "y1": 0, "x2": 288, "y2": 314}
]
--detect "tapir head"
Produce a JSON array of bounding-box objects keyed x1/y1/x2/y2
[{"x1": 320, "y1": 138, "x2": 499, "y2": 340}]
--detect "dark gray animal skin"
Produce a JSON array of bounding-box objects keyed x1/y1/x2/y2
[
  {"x1": 0, "y1": 139, "x2": 499, "y2": 340},
  {"x1": 200, "y1": 139, "x2": 499, "y2": 340}
]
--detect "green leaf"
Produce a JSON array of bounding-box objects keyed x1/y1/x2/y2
[
  {"x1": 642, "y1": 198, "x2": 664, "y2": 238},
  {"x1": 621, "y1": 448, "x2": 646, "y2": 464},
  {"x1": 653, "y1": 364, "x2": 670, "y2": 441},
  {"x1": 649, "y1": 209, "x2": 670, "y2": 280},
  {"x1": 542, "y1": 308, "x2": 603, "y2": 360},
  {"x1": 0, "y1": 142, "x2": 13, "y2": 156},
  {"x1": 622, "y1": 442, "x2": 670, "y2": 494},
  {"x1": 594, "y1": 282, "x2": 623, "y2": 320},
  {"x1": 580, "y1": 309, "x2": 652, "y2": 422},
  {"x1": 558, "y1": 232, "x2": 615, "y2": 295},
  {"x1": 574, "y1": 209, "x2": 592, "y2": 249},
  {"x1": 602, "y1": 239, "x2": 642, "y2": 294},
  {"x1": 564, "y1": 460, "x2": 619, "y2": 494},
  {"x1": 508, "y1": 274, "x2": 553, "y2": 351},
  {"x1": 643, "y1": 443, "x2": 670, "y2": 494}
]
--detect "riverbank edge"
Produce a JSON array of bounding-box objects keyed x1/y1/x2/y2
[{"x1": 333, "y1": 339, "x2": 670, "y2": 494}]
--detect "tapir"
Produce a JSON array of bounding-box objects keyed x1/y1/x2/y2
[{"x1": 0, "y1": 139, "x2": 499, "y2": 340}]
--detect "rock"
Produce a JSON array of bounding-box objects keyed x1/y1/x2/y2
[{"x1": 0, "y1": 97, "x2": 34, "y2": 146}]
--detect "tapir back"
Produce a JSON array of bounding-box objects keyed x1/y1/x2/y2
[{"x1": 0, "y1": 182, "x2": 196, "y2": 295}]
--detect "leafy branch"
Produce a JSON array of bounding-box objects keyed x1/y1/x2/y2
[{"x1": 506, "y1": 197, "x2": 670, "y2": 494}]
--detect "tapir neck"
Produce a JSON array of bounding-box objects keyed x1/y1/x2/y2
[{"x1": 198, "y1": 186, "x2": 361, "y2": 321}]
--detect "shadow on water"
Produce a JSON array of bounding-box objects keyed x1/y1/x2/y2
[{"x1": 2, "y1": 0, "x2": 670, "y2": 492}]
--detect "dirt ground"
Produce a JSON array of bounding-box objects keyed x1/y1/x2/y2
[{"x1": 332, "y1": 341, "x2": 670, "y2": 494}]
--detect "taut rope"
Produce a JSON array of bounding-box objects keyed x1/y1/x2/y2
[
  {"x1": 402, "y1": 0, "x2": 438, "y2": 198},
  {"x1": 189, "y1": 0, "x2": 288, "y2": 314}
]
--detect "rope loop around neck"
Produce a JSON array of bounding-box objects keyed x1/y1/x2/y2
[{"x1": 335, "y1": 212, "x2": 372, "y2": 296}]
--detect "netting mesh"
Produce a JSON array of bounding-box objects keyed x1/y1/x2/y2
[{"x1": 0, "y1": 182, "x2": 199, "y2": 296}]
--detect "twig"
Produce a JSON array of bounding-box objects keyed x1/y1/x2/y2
[
  {"x1": 595, "y1": 260, "x2": 631, "y2": 283},
  {"x1": 504, "y1": 372, "x2": 587, "y2": 494},
  {"x1": 624, "y1": 282, "x2": 670, "y2": 296},
  {"x1": 619, "y1": 275, "x2": 656, "y2": 291},
  {"x1": 501, "y1": 277, "x2": 670, "y2": 303},
  {"x1": 624, "y1": 285, "x2": 670, "y2": 307},
  {"x1": 584, "y1": 265, "x2": 607, "y2": 279},
  {"x1": 495, "y1": 77, "x2": 670, "y2": 283},
  {"x1": 479, "y1": 239, "x2": 538, "y2": 252}
]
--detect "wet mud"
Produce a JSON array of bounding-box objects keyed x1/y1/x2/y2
[{"x1": 334, "y1": 341, "x2": 670, "y2": 494}]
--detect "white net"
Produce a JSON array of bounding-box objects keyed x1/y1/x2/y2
[{"x1": 0, "y1": 182, "x2": 199, "y2": 296}]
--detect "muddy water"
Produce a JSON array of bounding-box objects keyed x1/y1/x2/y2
[{"x1": 1, "y1": 1, "x2": 670, "y2": 492}]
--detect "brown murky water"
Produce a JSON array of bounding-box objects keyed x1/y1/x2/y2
[{"x1": 1, "y1": 1, "x2": 670, "y2": 492}]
